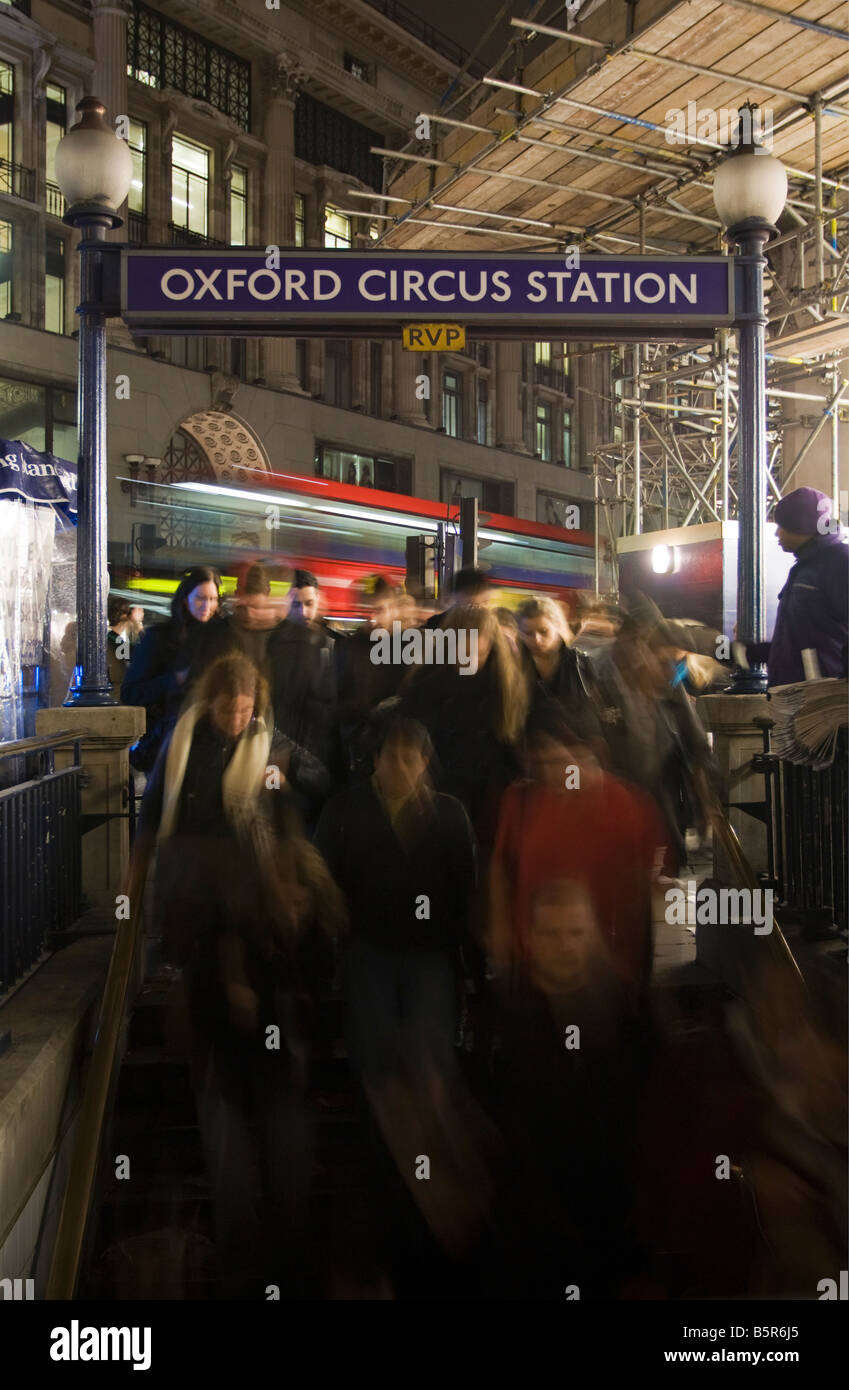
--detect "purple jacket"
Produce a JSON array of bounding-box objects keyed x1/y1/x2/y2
[{"x1": 746, "y1": 531, "x2": 848, "y2": 686}]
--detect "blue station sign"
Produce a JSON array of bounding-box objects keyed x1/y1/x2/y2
[{"x1": 121, "y1": 249, "x2": 735, "y2": 338}]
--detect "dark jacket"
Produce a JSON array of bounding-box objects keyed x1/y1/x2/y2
[
  {"x1": 398, "y1": 663, "x2": 522, "y2": 829},
  {"x1": 314, "y1": 778, "x2": 476, "y2": 952},
  {"x1": 121, "y1": 616, "x2": 222, "y2": 771},
  {"x1": 521, "y1": 642, "x2": 604, "y2": 746},
  {"x1": 746, "y1": 532, "x2": 848, "y2": 686},
  {"x1": 202, "y1": 615, "x2": 337, "y2": 771},
  {"x1": 334, "y1": 625, "x2": 406, "y2": 779}
]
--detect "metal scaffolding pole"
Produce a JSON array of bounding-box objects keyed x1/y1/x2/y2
[
  {"x1": 721, "y1": 329, "x2": 731, "y2": 518},
  {"x1": 831, "y1": 365, "x2": 841, "y2": 517},
  {"x1": 815, "y1": 98, "x2": 825, "y2": 290},
  {"x1": 783, "y1": 379, "x2": 849, "y2": 488}
]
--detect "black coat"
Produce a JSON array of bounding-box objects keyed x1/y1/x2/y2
[
  {"x1": 521, "y1": 642, "x2": 604, "y2": 747},
  {"x1": 314, "y1": 778, "x2": 476, "y2": 953},
  {"x1": 120, "y1": 616, "x2": 223, "y2": 770},
  {"x1": 399, "y1": 663, "x2": 521, "y2": 826}
]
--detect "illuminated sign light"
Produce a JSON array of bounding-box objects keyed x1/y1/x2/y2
[{"x1": 651, "y1": 544, "x2": 677, "y2": 574}]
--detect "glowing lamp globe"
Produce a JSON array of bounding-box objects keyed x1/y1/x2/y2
[
  {"x1": 55, "y1": 97, "x2": 133, "y2": 220},
  {"x1": 712, "y1": 142, "x2": 787, "y2": 231}
]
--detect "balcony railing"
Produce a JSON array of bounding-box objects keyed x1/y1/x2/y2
[
  {"x1": 361, "y1": 0, "x2": 485, "y2": 76},
  {"x1": 127, "y1": 210, "x2": 149, "y2": 243},
  {"x1": 534, "y1": 363, "x2": 572, "y2": 390},
  {"x1": 0, "y1": 156, "x2": 36, "y2": 203},
  {"x1": 168, "y1": 221, "x2": 226, "y2": 248},
  {"x1": 45, "y1": 182, "x2": 65, "y2": 218}
]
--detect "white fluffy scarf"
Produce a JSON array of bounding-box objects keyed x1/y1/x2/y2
[{"x1": 158, "y1": 700, "x2": 272, "y2": 843}]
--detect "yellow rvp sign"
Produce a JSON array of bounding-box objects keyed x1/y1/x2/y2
[{"x1": 402, "y1": 322, "x2": 466, "y2": 351}]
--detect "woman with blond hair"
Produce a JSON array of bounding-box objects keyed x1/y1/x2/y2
[
  {"x1": 130, "y1": 649, "x2": 342, "y2": 1297},
  {"x1": 399, "y1": 603, "x2": 528, "y2": 854},
  {"x1": 516, "y1": 594, "x2": 603, "y2": 751}
]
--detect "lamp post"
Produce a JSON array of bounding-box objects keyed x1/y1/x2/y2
[
  {"x1": 712, "y1": 108, "x2": 787, "y2": 693},
  {"x1": 55, "y1": 96, "x2": 132, "y2": 706}
]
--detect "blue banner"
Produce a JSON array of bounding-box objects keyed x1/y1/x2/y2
[
  {"x1": 122, "y1": 250, "x2": 735, "y2": 333},
  {"x1": 0, "y1": 438, "x2": 78, "y2": 517}
]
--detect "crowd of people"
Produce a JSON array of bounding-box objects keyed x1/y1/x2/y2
[{"x1": 114, "y1": 484, "x2": 847, "y2": 1300}]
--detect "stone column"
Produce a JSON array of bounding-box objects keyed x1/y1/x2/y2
[
  {"x1": 91, "y1": 0, "x2": 131, "y2": 250},
  {"x1": 36, "y1": 705, "x2": 146, "y2": 916},
  {"x1": 495, "y1": 341, "x2": 525, "y2": 451},
  {"x1": 351, "y1": 340, "x2": 368, "y2": 411},
  {"x1": 698, "y1": 693, "x2": 771, "y2": 881},
  {"x1": 260, "y1": 54, "x2": 302, "y2": 392},
  {"x1": 392, "y1": 341, "x2": 429, "y2": 425}
]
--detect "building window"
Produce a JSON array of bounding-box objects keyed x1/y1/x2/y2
[
  {"x1": 44, "y1": 83, "x2": 66, "y2": 216},
  {"x1": 476, "y1": 378, "x2": 489, "y2": 446},
  {"x1": 325, "y1": 339, "x2": 351, "y2": 408},
  {"x1": 537, "y1": 491, "x2": 585, "y2": 531},
  {"x1": 0, "y1": 60, "x2": 13, "y2": 198},
  {"x1": 126, "y1": 0, "x2": 250, "y2": 131},
  {"x1": 613, "y1": 370, "x2": 623, "y2": 446},
  {"x1": 45, "y1": 234, "x2": 64, "y2": 334},
  {"x1": 562, "y1": 409, "x2": 572, "y2": 469},
  {"x1": 0, "y1": 219, "x2": 12, "y2": 317},
  {"x1": 230, "y1": 338, "x2": 247, "y2": 379},
  {"x1": 324, "y1": 206, "x2": 351, "y2": 249},
  {"x1": 534, "y1": 341, "x2": 551, "y2": 366},
  {"x1": 344, "y1": 53, "x2": 369, "y2": 81},
  {"x1": 171, "y1": 135, "x2": 209, "y2": 239},
  {"x1": 442, "y1": 470, "x2": 513, "y2": 516},
  {"x1": 170, "y1": 337, "x2": 207, "y2": 371},
  {"x1": 230, "y1": 165, "x2": 247, "y2": 246},
  {"x1": 442, "y1": 370, "x2": 461, "y2": 438},
  {"x1": 294, "y1": 193, "x2": 305, "y2": 247},
  {"x1": 370, "y1": 341, "x2": 382, "y2": 417},
  {"x1": 536, "y1": 401, "x2": 552, "y2": 461},
  {"x1": 315, "y1": 443, "x2": 411, "y2": 494},
  {"x1": 295, "y1": 91, "x2": 382, "y2": 189},
  {"x1": 127, "y1": 119, "x2": 147, "y2": 217},
  {"x1": 295, "y1": 339, "x2": 307, "y2": 390},
  {"x1": 0, "y1": 377, "x2": 77, "y2": 458}
]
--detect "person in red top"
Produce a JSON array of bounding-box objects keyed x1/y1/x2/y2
[{"x1": 489, "y1": 718, "x2": 666, "y2": 1007}]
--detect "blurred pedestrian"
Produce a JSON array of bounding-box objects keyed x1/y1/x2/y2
[
  {"x1": 489, "y1": 720, "x2": 664, "y2": 1009},
  {"x1": 315, "y1": 716, "x2": 476, "y2": 1092},
  {"x1": 517, "y1": 595, "x2": 604, "y2": 751},
  {"x1": 121, "y1": 565, "x2": 222, "y2": 773}
]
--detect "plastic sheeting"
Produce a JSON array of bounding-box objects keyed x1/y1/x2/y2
[{"x1": 0, "y1": 499, "x2": 76, "y2": 744}]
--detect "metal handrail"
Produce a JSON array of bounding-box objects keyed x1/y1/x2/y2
[
  {"x1": 705, "y1": 793, "x2": 808, "y2": 995},
  {"x1": 46, "y1": 901, "x2": 144, "y2": 1299},
  {"x1": 0, "y1": 731, "x2": 80, "y2": 760}
]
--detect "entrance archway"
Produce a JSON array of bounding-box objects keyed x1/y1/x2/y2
[
  {"x1": 161, "y1": 410, "x2": 271, "y2": 485},
  {"x1": 157, "y1": 411, "x2": 271, "y2": 552}
]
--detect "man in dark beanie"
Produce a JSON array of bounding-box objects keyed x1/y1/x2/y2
[{"x1": 734, "y1": 487, "x2": 847, "y2": 686}]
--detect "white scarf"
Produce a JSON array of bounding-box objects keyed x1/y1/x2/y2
[{"x1": 158, "y1": 700, "x2": 272, "y2": 843}]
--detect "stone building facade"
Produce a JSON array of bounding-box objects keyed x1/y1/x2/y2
[{"x1": 1, "y1": 0, "x2": 608, "y2": 576}]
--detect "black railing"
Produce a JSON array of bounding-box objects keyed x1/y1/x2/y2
[
  {"x1": 361, "y1": 0, "x2": 485, "y2": 76},
  {"x1": 168, "y1": 222, "x2": 226, "y2": 248},
  {"x1": 45, "y1": 182, "x2": 65, "y2": 218},
  {"x1": 0, "y1": 733, "x2": 82, "y2": 1001},
  {"x1": 534, "y1": 363, "x2": 570, "y2": 390},
  {"x1": 754, "y1": 720, "x2": 848, "y2": 934},
  {"x1": 0, "y1": 156, "x2": 36, "y2": 203},
  {"x1": 127, "y1": 210, "x2": 149, "y2": 243}
]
